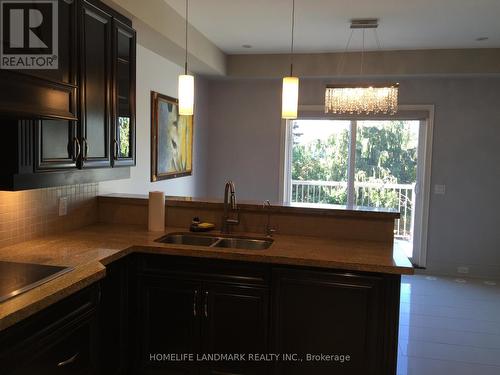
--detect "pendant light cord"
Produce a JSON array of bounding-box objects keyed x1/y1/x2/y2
[
  {"x1": 289, "y1": 0, "x2": 295, "y2": 76},
  {"x1": 360, "y1": 28, "x2": 365, "y2": 75},
  {"x1": 337, "y1": 29, "x2": 354, "y2": 76},
  {"x1": 374, "y1": 28, "x2": 382, "y2": 50},
  {"x1": 184, "y1": 0, "x2": 189, "y2": 75}
]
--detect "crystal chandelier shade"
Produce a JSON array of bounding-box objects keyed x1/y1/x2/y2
[
  {"x1": 324, "y1": 19, "x2": 399, "y2": 115},
  {"x1": 325, "y1": 84, "x2": 399, "y2": 115}
]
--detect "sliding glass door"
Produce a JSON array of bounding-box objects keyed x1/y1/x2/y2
[{"x1": 285, "y1": 118, "x2": 425, "y2": 263}]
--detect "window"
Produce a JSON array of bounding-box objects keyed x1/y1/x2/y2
[{"x1": 282, "y1": 117, "x2": 426, "y2": 262}]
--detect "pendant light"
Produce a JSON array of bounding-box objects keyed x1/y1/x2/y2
[
  {"x1": 281, "y1": 0, "x2": 299, "y2": 119},
  {"x1": 178, "y1": 0, "x2": 194, "y2": 116},
  {"x1": 324, "y1": 19, "x2": 399, "y2": 115}
]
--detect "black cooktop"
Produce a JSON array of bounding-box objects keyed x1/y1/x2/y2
[{"x1": 0, "y1": 261, "x2": 73, "y2": 303}]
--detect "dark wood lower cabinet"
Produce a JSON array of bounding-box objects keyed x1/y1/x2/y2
[
  {"x1": 202, "y1": 283, "x2": 270, "y2": 375},
  {"x1": 0, "y1": 255, "x2": 402, "y2": 375},
  {"x1": 0, "y1": 284, "x2": 100, "y2": 375},
  {"x1": 11, "y1": 313, "x2": 98, "y2": 375},
  {"x1": 129, "y1": 255, "x2": 400, "y2": 375},
  {"x1": 99, "y1": 256, "x2": 130, "y2": 375},
  {"x1": 272, "y1": 269, "x2": 400, "y2": 375},
  {"x1": 137, "y1": 275, "x2": 202, "y2": 375},
  {"x1": 134, "y1": 256, "x2": 271, "y2": 375}
]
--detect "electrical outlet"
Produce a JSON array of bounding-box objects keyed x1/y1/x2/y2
[
  {"x1": 58, "y1": 197, "x2": 68, "y2": 216},
  {"x1": 457, "y1": 266, "x2": 469, "y2": 274},
  {"x1": 434, "y1": 184, "x2": 446, "y2": 195}
]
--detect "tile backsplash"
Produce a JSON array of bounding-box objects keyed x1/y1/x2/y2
[{"x1": 0, "y1": 183, "x2": 99, "y2": 249}]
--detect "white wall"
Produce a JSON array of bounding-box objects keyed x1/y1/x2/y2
[
  {"x1": 100, "y1": 44, "x2": 208, "y2": 197},
  {"x1": 204, "y1": 77, "x2": 500, "y2": 280}
]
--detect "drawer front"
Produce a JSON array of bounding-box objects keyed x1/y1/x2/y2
[
  {"x1": 13, "y1": 312, "x2": 98, "y2": 375},
  {"x1": 0, "y1": 284, "x2": 100, "y2": 375},
  {"x1": 139, "y1": 254, "x2": 271, "y2": 286}
]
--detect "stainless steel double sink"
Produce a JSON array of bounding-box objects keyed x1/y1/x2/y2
[{"x1": 155, "y1": 232, "x2": 273, "y2": 250}]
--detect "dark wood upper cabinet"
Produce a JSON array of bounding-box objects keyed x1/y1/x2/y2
[
  {"x1": 0, "y1": 0, "x2": 78, "y2": 120},
  {"x1": 112, "y1": 20, "x2": 136, "y2": 167},
  {"x1": 0, "y1": 0, "x2": 136, "y2": 190},
  {"x1": 35, "y1": 119, "x2": 78, "y2": 171},
  {"x1": 79, "y1": 0, "x2": 113, "y2": 168}
]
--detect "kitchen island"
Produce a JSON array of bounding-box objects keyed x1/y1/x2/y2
[{"x1": 0, "y1": 195, "x2": 412, "y2": 375}]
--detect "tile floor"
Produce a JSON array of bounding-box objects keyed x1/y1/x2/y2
[{"x1": 397, "y1": 275, "x2": 500, "y2": 375}]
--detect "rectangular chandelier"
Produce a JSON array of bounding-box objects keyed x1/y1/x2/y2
[{"x1": 325, "y1": 83, "x2": 399, "y2": 115}]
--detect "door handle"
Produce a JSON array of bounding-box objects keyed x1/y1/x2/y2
[
  {"x1": 57, "y1": 353, "x2": 79, "y2": 367},
  {"x1": 72, "y1": 137, "x2": 81, "y2": 161},
  {"x1": 193, "y1": 290, "x2": 198, "y2": 317},
  {"x1": 204, "y1": 291, "x2": 209, "y2": 318}
]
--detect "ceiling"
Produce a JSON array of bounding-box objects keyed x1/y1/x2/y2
[{"x1": 164, "y1": 0, "x2": 500, "y2": 54}]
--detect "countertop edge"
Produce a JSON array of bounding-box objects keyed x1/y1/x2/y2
[
  {"x1": 98, "y1": 194, "x2": 401, "y2": 220},
  {"x1": 0, "y1": 262, "x2": 106, "y2": 332},
  {"x1": 133, "y1": 245, "x2": 414, "y2": 276}
]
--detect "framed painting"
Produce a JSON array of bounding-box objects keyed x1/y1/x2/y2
[{"x1": 151, "y1": 91, "x2": 193, "y2": 181}]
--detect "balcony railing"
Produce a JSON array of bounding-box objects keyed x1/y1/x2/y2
[{"x1": 291, "y1": 180, "x2": 414, "y2": 239}]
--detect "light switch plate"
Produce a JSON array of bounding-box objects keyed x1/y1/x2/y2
[
  {"x1": 434, "y1": 184, "x2": 446, "y2": 194},
  {"x1": 58, "y1": 197, "x2": 68, "y2": 216}
]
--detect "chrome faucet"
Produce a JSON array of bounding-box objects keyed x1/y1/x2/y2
[
  {"x1": 222, "y1": 181, "x2": 239, "y2": 233},
  {"x1": 263, "y1": 200, "x2": 276, "y2": 237}
]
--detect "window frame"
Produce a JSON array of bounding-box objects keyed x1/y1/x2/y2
[{"x1": 279, "y1": 105, "x2": 434, "y2": 267}]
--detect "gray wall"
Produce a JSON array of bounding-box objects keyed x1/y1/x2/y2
[
  {"x1": 206, "y1": 79, "x2": 283, "y2": 200},
  {"x1": 205, "y1": 77, "x2": 500, "y2": 279}
]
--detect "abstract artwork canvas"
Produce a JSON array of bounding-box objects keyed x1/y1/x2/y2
[{"x1": 151, "y1": 91, "x2": 193, "y2": 181}]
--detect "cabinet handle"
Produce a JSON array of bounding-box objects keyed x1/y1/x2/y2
[
  {"x1": 57, "y1": 353, "x2": 79, "y2": 367},
  {"x1": 204, "y1": 291, "x2": 209, "y2": 318},
  {"x1": 82, "y1": 138, "x2": 89, "y2": 160},
  {"x1": 193, "y1": 290, "x2": 198, "y2": 317},
  {"x1": 72, "y1": 137, "x2": 81, "y2": 161},
  {"x1": 113, "y1": 139, "x2": 119, "y2": 160}
]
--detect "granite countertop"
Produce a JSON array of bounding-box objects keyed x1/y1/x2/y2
[{"x1": 0, "y1": 223, "x2": 413, "y2": 332}]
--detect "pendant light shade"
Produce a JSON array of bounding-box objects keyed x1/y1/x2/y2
[
  {"x1": 282, "y1": 76, "x2": 299, "y2": 119},
  {"x1": 281, "y1": 0, "x2": 299, "y2": 120},
  {"x1": 178, "y1": 0, "x2": 194, "y2": 116},
  {"x1": 178, "y1": 74, "x2": 194, "y2": 115}
]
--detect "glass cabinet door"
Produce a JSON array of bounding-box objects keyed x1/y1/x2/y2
[{"x1": 112, "y1": 20, "x2": 136, "y2": 166}]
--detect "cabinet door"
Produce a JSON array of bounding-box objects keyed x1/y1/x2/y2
[
  {"x1": 0, "y1": 0, "x2": 78, "y2": 120},
  {"x1": 79, "y1": 0, "x2": 112, "y2": 168},
  {"x1": 202, "y1": 283, "x2": 270, "y2": 375},
  {"x1": 100, "y1": 258, "x2": 130, "y2": 375},
  {"x1": 111, "y1": 20, "x2": 136, "y2": 167},
  {"x1": 35, "y1": 119, "x2": 78, "y2": 171},
  {"x1": 137, "y1": 275, "x2": 202, "y2": 375},
  {"x1": 272, "y1": 269, "x2": 385, "y2": 375}
]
